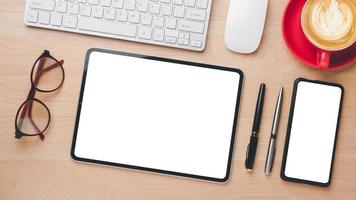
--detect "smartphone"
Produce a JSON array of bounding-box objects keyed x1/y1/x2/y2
[{"x1": 281, "y1": 78, "x2": 344, "y2": 187}]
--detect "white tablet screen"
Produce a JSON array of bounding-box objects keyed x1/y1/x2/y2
[
  {"x1": 284, "y1": 80, "x2": 342, "y2": 184},
  {"x1": 73, "y1": 50, "x2": 242, "y2": 181}
]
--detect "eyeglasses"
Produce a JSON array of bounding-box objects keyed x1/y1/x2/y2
[{"x1": 15, "y1": 50, "x2": 65, "y2": 140}]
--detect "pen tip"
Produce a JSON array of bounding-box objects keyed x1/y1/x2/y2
[{"x1": 279, "y1": 87, "x2": 284, "y2": 96}]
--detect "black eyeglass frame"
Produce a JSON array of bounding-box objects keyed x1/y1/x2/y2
[{"x1": 14, "y1": 50, "x2": 65, "y2": 140}]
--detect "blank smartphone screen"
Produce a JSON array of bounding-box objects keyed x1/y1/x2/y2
[
  {"x1": 284, "y1": 80, "x2": 342, "y2": 184},
  {"x1": 72, "y1": 50, "x2": 242, "y2": 182}
]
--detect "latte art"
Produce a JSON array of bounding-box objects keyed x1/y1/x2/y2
[
  {"x1": 312, "y1": 0, "x2": 352, "y2": 40},
  {"x1": 302, "y1": 0, "x2": 356, "y2": 50}
]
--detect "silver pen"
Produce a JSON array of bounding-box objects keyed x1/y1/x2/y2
[{"x1": 264, "y1": 87, "x2": 283, "y2": 175}]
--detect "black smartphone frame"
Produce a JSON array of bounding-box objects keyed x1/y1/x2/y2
[{"x1": 280, "y1": 78, "x2": 344, "y2": 187}]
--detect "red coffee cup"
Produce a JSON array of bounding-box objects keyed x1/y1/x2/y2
[{"x1": 282, "y1": 0, "x2": 356, "y2": 69}]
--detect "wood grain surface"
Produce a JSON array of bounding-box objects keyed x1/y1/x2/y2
[{"x1": 0, "y1": 0, "x2": 355, "y2": 199}]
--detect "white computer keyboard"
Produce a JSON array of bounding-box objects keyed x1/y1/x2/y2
[{"x1": 24, "y1": 0, "x2": 212, "y2": 51}]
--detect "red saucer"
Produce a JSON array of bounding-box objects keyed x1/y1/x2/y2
[{"x1": 282, "y1": 0, "x2": 356, "y2": 69}]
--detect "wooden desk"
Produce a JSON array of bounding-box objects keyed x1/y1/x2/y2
[{"x1": 1, "y1": 0, "x2": 355, "y2": 199}]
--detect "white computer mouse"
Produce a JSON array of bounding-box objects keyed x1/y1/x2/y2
[{"x1": 224, "y1": 0, "x2": 269, "y2": 54}]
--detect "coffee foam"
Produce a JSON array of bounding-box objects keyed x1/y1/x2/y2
[
  {"x1": 312, "y1": 0, "x2": 352, "y2": 40},
  {"x1": 302, "y1": 0, "x2": 356, "y2": 50}
]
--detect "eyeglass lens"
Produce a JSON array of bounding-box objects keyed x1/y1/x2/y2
[
  {"x1": 16, "y1": 99, "x2": 50, "y2": 136},
  {"x1": 31, "y1": 56, "x2": 64, "y2": 92}
]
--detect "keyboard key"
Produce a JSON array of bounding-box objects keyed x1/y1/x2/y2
[
  {"x1": 80, "y1": 5, "x2": 92, "y2": 16},
  {"x1": 38, "y1": 11, "x2": 50, "y2": 24},
  {"x1": 165, "y1": 36, "x2": 176, "y2": 44},
  {"x1": 184, "y1": 0, "x2": 195, "y2": 7},
  {"x1": 78, "y1": 0, "x2": 87, "y2": 3},
  {"x1": 153, "y1": 29, "x2": 164, "y2": 41},
  {"x1": 161, "y1": 5, "x2": 172, "y2": 16},
  {"x1": 112, "y1": 0, "x2": 124, "y2": 8},
  {"x1": 172, "y1": 0, "x2": 183, "y2": 5},
  {"x1": 124, "y1": 0, "x2": 136, "y2": 10},
  {"x1": 128, "y1": 12, "x2": 140, "y2": 23},
  {"x1": 179, "y1": 32, "x2": 189, "y2": 39},
  {"x1": 137, "y1": 1, "x2": 148, "y2": 12},
  {"x1": 92, "y1": 6, "x2": 104, "y2": 18},
  {"x1": 186, "y1": 8, "x2": 206, "y2": 21},
  {"x1": 196, "y1": 0, "x2": 208, "y2": 9},
  {"x1": 78, "y1": 17, "x2": 137, "y2": 37},
  {"x1": 56, "y1": 1, "x2": 68, "y2": 13},
  {"x1": 153, "y1": 16, "x2": 164, "y2": 27},
  {"x1": 165, "y1": 17, "x2": 176, "y2": 29},
  {"x1": 89, "y1": 0, "x2": 99, "y2": 5},
  {"x1": 178, "y1": 38, "x2": 188, "y2": 45},
  {"x1": 178, "y1": 20, "x2": 204, "y2": 33},
  {"x1": 63, "y1": 15, "x2": 78, "y2": 28},
  {"x1": 138, "y1": 26, "x2": 152, "y2": 39},
  {"x1": 116, "y1": 9, "x2": 128, "y2": 21},
  {"x1": 68, "y1": 3, "x2": 80, "y2": 15},
  {"x1": 165, "y1": 29, "x2": 178, "y2": 38},
  {"x1": 28, "y1": 0, "x2": 55, "y2": 11},
  {"x1": 141, "y1": 14, "x2": 153, "y2": 25},
  {"x1": 26, "y1": 9, "x2": 38, "y2": 23},
  {"x1": 190, "y1": 40, "x2": 201, "y2": 47},
  {"x1": 104, "y1": 8, "x2": 116, "y2": 19},
  {"x1": 160, "y1": 0, "x2": 171, "y2": 3},
  {"x1": 51, "y1": 13, "x2": 63, "y2": 26},
  {"x1": 173, "y1": 6, "x2": 184, "y2": 18},
  {"x1": 101, "y1": 0, "x2": 112, "y2": 7},
  {"x1": 149, "y1": 3, "x2": 160, "y2": 14},
  {"x1": 190, "y1": 32, "x2": 204, "y2": 42}
]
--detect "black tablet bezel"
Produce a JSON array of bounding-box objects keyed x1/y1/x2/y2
[
  {"x1": 280, "y1": 78, "x2": 344, "y2": 187},
  {"x1": 70, "y1": 48, "x2": 244, "y2": 183}
]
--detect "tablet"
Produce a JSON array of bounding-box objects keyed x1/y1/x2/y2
[
  {"x1": 71, "y1": 49, "x2": 243, "y2": 182},
  {"x1": 281, "y1": 78, "x2": 343, "y2": 187}
]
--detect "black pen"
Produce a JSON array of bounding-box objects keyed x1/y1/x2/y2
[{"x1": 245, "y1": 83, "x2": 266, "y2": 172}]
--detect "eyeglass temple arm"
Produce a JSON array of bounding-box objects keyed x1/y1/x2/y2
[
  {"x1": 28, "y1": 102, "x2": 44, "y2": 139},
  {"x1": 42, "y1": 59, "x2": 64, "y2": 73}
]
